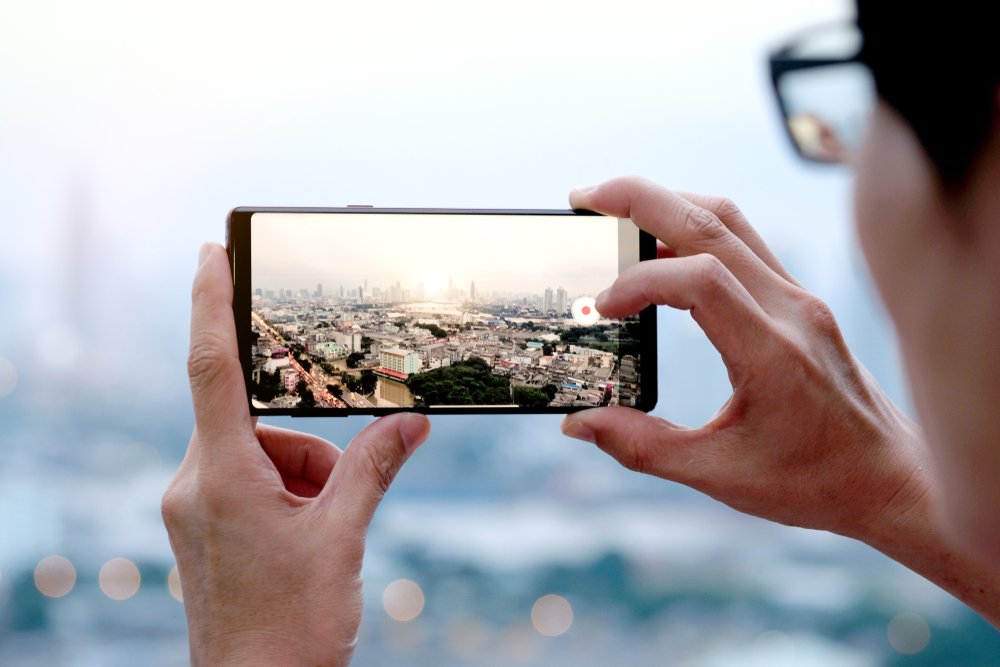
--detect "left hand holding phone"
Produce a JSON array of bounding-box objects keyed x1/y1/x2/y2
[{"x1": 162, "y1": 242, "x2": 431, "y2": 667}]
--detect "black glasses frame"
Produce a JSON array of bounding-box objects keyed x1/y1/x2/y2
[{"x1": 768, "y1": 30, "x2": 871, "y2": 164}]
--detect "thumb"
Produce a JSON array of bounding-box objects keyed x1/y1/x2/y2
[
  {"x1": 188, "y1": 242, "x2": 254, "y2": 450},
  {"x1": 325, "y1": 413, "x2": 431, "y2": 526},
  {"x1": 561, "y1": 407, "x2": 710, "y2": 486}
]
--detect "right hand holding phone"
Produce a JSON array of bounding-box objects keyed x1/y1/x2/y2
[{"x1": 561, "y1": 176, "x2": 927, "y2": 539}]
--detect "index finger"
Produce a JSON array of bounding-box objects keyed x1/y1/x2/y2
[
  {"x1": 570, "y1": 177, "x2": 783, "y2": 303},
  {"x1": 675, "y1": 191, "x2": 800, "y2": 286},
  {"x1": 188, "y1": 242, "x2": 255, "y2": 449}
]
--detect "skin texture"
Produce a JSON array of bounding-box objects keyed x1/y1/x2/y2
[
  {"x1": 163, "y1": 243, "x2": 431, "y2": 667},
  {"x1": 561, "y1": 172, "x2": 1000, "y2": 627},
  {"x1": 855, "y1": 100, "x2": 1000, "y2": 561}
]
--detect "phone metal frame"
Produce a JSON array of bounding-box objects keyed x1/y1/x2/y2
[{"x1": 227, "y1": 207, "x2": 658, "y2": 416}]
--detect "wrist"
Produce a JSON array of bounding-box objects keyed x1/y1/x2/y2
[{"x1": 839, "y1": 421, "x2": 1000, "y2": 627}]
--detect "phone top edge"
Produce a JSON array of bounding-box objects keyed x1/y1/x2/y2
[{"x1": 231, "y1": 206, "x2": 605, "y2": 216}]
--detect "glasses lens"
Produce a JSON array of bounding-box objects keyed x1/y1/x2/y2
[{"x1": 778, "y1": 61, "x2": 875, "y2": 163}]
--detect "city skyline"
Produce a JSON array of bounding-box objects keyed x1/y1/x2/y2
[{"x1": 250, "y1": 213, "x2": 622, "y2": 297}]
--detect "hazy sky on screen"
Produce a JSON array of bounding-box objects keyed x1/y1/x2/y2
[{"x1": 251, "y1": 213, "x2": 619, "y2": 297}]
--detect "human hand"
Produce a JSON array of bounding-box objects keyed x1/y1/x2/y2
[
  {"x1": 162, "y1": 242, "x2": 431, "y2": 667},
  {"x1": 561, "y1": 176, "x2": 1000, "y2": 627},
  {"x1": 561, "y1": 176, "x2": 927, "y2": 538}
]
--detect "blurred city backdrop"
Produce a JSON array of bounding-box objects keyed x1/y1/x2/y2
[{"x1": 1, "y1": 1, "x2": 998, "y2": 665}]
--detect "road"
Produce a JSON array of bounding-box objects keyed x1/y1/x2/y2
[{"x1": 252, "y1": 312, "x2": 347, "y2": 408}]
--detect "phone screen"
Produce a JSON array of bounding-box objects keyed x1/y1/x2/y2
[{"x1": 228, "y1": 208, "x2": 656, "y2": 415}]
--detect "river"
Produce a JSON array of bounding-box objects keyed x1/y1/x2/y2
[{"x1": 375, "y1": 376, "x2": 415, "y2": 407}]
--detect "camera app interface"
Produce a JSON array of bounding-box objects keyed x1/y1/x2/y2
[{"x1": 249, "y1": 213, "x2": 644, "y2": 410}]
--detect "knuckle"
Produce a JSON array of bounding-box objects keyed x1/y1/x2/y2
[
  {"x1": 187, "y1": 334, "x2": 231, "y2": 385},
  {"x1": 713, "y1": 197, "x2": 744, "y2": 225},
  {"x1": 681, "y1": 204, "x2": 727, "y2": 242},
  {"x1": 608, "y1": 435, "x2": 651, "y2": 475},
  {"x1": 360, "y1": 445, "x2": 400, "y2": 497},
  {"x1": 692, "y1": 254, "x2": 730, "y2": 294},
  {"x1": 801, "y1": 295, "x2": 839, "y2": 338},
  {"x1": 160, "y1": 480, "x2": 190, "y2": 529},
  {"x1": 619, "y1": 174, "x2": 655, "y2": 193}
]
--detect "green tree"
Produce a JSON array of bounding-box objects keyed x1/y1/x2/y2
[
  {"x1": 513, "y1": 386, "x2": 551, "y2": 408},
  {"x1": 359, "y1": 371, "x2": 378, "y2": 395},
  {"x1": 406, "y1": 356, "x2": 512, "y2": 407},
  {"x1": 296, "y1": 379, "x2": 316, "y2": 408},
  {"x1": 252, "y1": 371, "x2": 285, "y2": 403},
  {"x1": 415, "y1": 322, "x2": 449, "y2": 338},
  {"x1": 346, "y1": 352, "x2": 365, "y2": 368}
]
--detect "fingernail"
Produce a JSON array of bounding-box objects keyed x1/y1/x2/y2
[
  {"x1": 399, "y1": 413, "x2": 429, "y2": 455},
  {"x1": 560, "y1": 416, "x2": 596, "y2": 444},
  {"x1": 595, "y1": 288, "x2": 610, "y2": 310},
  {"x1": 198, "y1": 243, "x2": 211, "y2": 267},
  {"x1": 573, "y1": 184, "x2": 598, "y2": 195}
]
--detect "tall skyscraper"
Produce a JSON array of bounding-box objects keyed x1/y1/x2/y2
[
  {"x1": 315, "y1": 283, "x2": 323, "y2": 298},
  {"x1": 470, "y1": 281, "x2": 476, "y2": 302},
  {"x1": 255, "y1": 288, "x2": 263, "y2": 297},
  {"x1": 396, "y1": 280, "x2": 401, "y2": 300},
  {"x1": 364, "y1": 279, "x2": 368, "y2": 296},
  {"x1": 339, "y1": 285, "x2": 344, "y2": 297},
  {"x1": 556, "y1": 287, "x2": 566, "y2": 314},
  {"x1": 416, "y1": 282, "x2": 425, "y2": 301},
  {"x1": 358, "y1": 286, "x2": 363, "y2": 302},
  {"x1": 544, "y1": 287, "x2": 553, "y2": 313}
]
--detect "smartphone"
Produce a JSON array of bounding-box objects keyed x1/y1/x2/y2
[{"x1": 227, "y1": 207, "x2": 657, "y2": 416}]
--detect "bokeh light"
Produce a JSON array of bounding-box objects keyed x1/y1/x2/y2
[
  {"x1": 888, "y1": 612, "x2": 930, "y2": 654},
  {"x1": 99, "y1": 558, "x2": 141, "y2": 600},
  {"x1": 383, "y1": 579, "x2": 425, "y2": 621},
  {"x1": 167, "y1": 565, "x2": 183, "y2": 602},
  {"x1": 531, "y1": 593, "x2": 573, "y2": 636},
  {"x1": 752, "y1": 630, "x2": 795, "y2": 666},
  {"x1": 34, "y1": 555, "x2": 76, "y2": 597},
  {"x1": 0, "y1": 356, "x2": 17, "y2": 398}
]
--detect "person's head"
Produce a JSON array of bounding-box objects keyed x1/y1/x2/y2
[{"x1": 851, "y1": 1, "x2": 1000, "y2": 560}]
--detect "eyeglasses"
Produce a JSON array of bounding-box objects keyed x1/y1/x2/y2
[{"x1": 769, "y1": 23, "x2": 876, "y2": 164}]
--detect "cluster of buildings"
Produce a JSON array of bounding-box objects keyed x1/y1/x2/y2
[
  {"x1": 249, "y1": 288, "x2": 642, "y2": 408},
  {"x1": 255, "y1": 281, "x2": 577, "y2": 314}
]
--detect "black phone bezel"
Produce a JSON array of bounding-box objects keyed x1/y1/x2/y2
[{"x1": 227, "y1": 206, "x2": 657, "y2": 417}]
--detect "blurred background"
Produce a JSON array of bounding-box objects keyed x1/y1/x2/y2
[{"x1": 1, "y1": 0, "x2": 998, "y2": 665}]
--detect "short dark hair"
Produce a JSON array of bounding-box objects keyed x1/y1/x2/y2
[{"x1": 857, "y1": 0, "x2": 999, "y2": 184}]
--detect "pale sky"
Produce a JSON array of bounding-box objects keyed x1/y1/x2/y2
[{"x1": 251, "y1": 212, "x2": 619, "y2": 297}]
